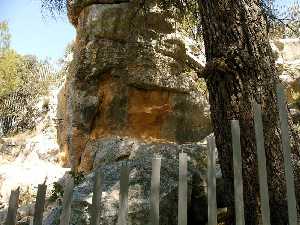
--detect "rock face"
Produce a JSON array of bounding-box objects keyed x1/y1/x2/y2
[
  {"x1": 54, "y1": 1, "x2": 214, "y2": 224},
  {"x1": 273, "y1": 39, "x2": 300, "y2": 101},
  {"x1": 44, "y1": 137, "x2": 225, "y2": 225},
  {"x1": 57, "y1": 0, "x2": 211, "y2": 171},
  {"x1": 272, "y1": 38, "x2": 300, "y2": 124}
]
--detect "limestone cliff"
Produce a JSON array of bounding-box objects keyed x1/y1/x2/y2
[
  {"x1": 58, "y1": 0, "x2": 211, "y2": 171},
  {"x1": 272, "y1": 38, "x2": 300, "y2": 125}
]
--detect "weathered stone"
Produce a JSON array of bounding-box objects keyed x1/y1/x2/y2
[
  {"x1": 43, "y1": 137, "x2": 225, "y2": 225},
  {"x1": 58, "y1": 1, "x2": 210, "y2": 171},
  {"x1": 68, "y1": 0, "x2": 130, "y2": 26},
  {"x1": 55, "y1": 2, "x2": 214, "y2": 224},
  {"x1": 271, "y1": 38, "x2": 300, "y2": 130}
]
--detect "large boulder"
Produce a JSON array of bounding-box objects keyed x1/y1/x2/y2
[
  {"x1": 44, "y1": 137, "x2": 225, "y2": 225},
  {"x1": 54, "y1": 1, "x2": 215, "y2": 224},
  {"x1": 57, "y1": 0, "x2": 211, "y2": 171}
]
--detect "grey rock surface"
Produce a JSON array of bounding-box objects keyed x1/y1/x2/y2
[
  {"x1": 44, "y1": 137, "x2": 224, "y2": 225},
  {"x1": 57, "y1": 0, "x2": 211, "y2": 171}
]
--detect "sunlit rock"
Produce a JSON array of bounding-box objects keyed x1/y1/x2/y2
[{"x1": 58, "y1": 0, "x2": 211, "y2": 171}]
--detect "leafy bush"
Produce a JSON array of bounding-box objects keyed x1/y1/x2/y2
[
  {"x1": 69, "y1": 171, "x2": 85, "y2": 185},
  {"x1": 0, "y1": 54, "x2": 62, "y2": 136},
  {"x1": 49, "y1": 171, "x2": 85, "y2": 202},
  {"x1": 0, "y1": 21, "x2": 65, "y2": 136},
  {"x1": 0, "y1": 21, "x2": 10, "y2": 51},
  {"x1": 49, "y1": 182, "x2": 64, "y2": 202}
]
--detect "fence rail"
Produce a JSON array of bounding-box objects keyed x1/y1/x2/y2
[{"x1": 3, "y1": 84, "x2": 299, "y2": 225}]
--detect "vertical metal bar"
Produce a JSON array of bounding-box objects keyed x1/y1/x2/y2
[
  {"x1": 59, "y1": 174, "x2": 74, "y2": 225},
  {"x1": 207, "y1": 136, "x2": 217, "y2": 225},
  {"x1": 150, "y1": 157, "x2": 161, "y2": 225},
  {"x1": 90, "y1": 168, "x2": 104, "y2": 225},
  {"x1": 276, "y1": 83, "x2": 297, "y2": 225},
  {"x1": 231, "y1": 120, "x2": 245, "y2": 225},
  {"x1": 117, "y1": 165, "x2": 129, "y2": 225},
  {"x1": 33, "y1": 183, "x2": 47, "y2": 225},
  {"x1": 178, "y1": 153, "x2": 187, "y2": 225},
  {"x1": 252, "y1": 101, "x2": 271, "y2": 225},
  {"x1": 5, "y1": 187, "x2": 20, "y2": 225}
]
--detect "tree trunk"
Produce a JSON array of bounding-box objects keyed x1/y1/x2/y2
[{"x1": 198, "y1": 0, "x2": 298, "y2": 224}]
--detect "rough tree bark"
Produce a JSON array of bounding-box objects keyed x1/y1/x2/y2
[{"x1": 198, "y1": 0, "x2": 299, "y2": 224}]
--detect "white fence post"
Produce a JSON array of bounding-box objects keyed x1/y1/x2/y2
[
  {"x1": 91, "y1": 168, "x2": 104, "y2": 225},
  {"x1": 231, "y1": 120, "x2": 245, "y2": 225},
  {"x1": 117, "y1": 165, "x2": 129, "y2": 225},
  {"x1": 59, "y1": 174, "x2": 74, "y2": 225},
  {"x1": 178, "y1": 152, "x2": 188, "y2": 225},
  {"x1": 207, "y1": 136, "x2": 217, "y2": 225},
  {"x1": 33, "y1": 183, "x2": 47, "y2": 225},
  {"x1": 252, "y1": 101, "x2": 271, "y2": 225},
  {"x1": 276, "y1": 83, "x2": 297, "y2": 225},
  {"x1": 5, "y1": 187, "x2": 20, "y2": 225},
  {"x1": 150, "y1": 156, "x2": 161, "y2": 225}
]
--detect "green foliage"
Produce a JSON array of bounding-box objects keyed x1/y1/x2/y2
[
  {"x1": 0, "y1": 22, "x2": 49, "y2": 97},
  {"x1": 49, "y1": 171, "x2": 85, "y2": 203},
  {"x1": 156, "y1": 0, "x2": 200, "y2": 40},
  {"x1": 266, "y1": 1, "x2": 300, "y2": 38},
  {"x1": 41, "y1": 0, "x2": 67, "y2": 17},
  {"x1": 49, "y1": 182, "x2": 64, "y2": 202},
  {"x1": 0, "y1": 21, "x2": 20, "y2": 96},
  {"x1": 0, "y1": 21, "x2": 65, "y2": 136},
  {"x1": 0, "y1": 21, "x2": 11, "y2": 51},
  {"x1": 281, "y1": 2, "x2": 300, "y2": 37},
  {"x1": 0, "y1": 49, "x2": 24, "y2": 96},
  {"x1": 158, "y1": 0, "x2": 300, "y2": 40},
  {"x1": 0, "y1": 54, "x2": 58, "y2": 135},
  {"x1": 69, "y1": 171, "x2": 85, "y2": 185}
]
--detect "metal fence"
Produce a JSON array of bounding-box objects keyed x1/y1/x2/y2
[{"x1": 4, "y1": 83, "x2": 298, "y2": 225}]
